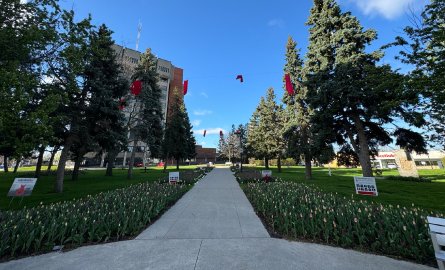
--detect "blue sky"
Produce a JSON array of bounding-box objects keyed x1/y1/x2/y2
[{"x1": 61, "y1": 0, "x2": 428, "y2": 148}]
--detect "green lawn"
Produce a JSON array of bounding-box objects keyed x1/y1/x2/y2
[
  {"x1": 247, "y1": 166, "x2": 445, "y2": 212},
  {"x1": 0, "y1": 165, "x2": 198, "y2": 210}
]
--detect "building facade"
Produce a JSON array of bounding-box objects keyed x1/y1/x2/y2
[
  {"x1": 372, "y1": 150, "x2": 445, "y2": 170},
  {"x1": 111, "y1": 44, "x2": 184, "y2": 166},
  {"x1": 194, "y1": 145, "x2": 217, "y2": 164}
]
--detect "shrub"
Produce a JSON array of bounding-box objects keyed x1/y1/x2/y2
[
  {"x1": 243, "y1": 181, "x2": 443, "y2": 265},
  {"x1": 159, "y1": 170, "x2": 208, "y2": 184},
  {"x1": 383, "y1": 176, "x2": 431, "y2": 183},
  {"x1": 235, "y1": 169, "x2": 277, "y2": 184},
  {"x1": 0, "y1": 182, "x2": 189, "y2": 259}
]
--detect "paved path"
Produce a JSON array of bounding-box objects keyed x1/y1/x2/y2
[{"x1": 0, "y1": 168, "x2": 435, "y2": 270}]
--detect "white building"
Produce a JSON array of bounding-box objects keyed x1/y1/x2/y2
[{"x1": 372, "y1": 150, "x2": 445, "y2": 169}]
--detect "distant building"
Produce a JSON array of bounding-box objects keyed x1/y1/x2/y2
[
  {"x1": 111, "y1": 44, "x2": 184, "y2": 122},
  {"x1": 372, "y1": 150, "x2": 445, "y2": 169},
  {"x1": 193, "y1": 145, "x2": 217, "y2": 164}
]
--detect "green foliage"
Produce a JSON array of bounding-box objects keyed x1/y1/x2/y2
[
  {"x1": 84, "y1": 24, "x2": 128, "y2": 158},
  {"x1": 390, "y1": 0, "x2": 445, "y2": 148},
  {"x1": 0, "y1": 0, "x2": 61, "y2": 168},
  {"x1": 130, "y1": 49, "x2": 164, "y2": 157},
  {"x1": 305, "y1": 0, "x2": 426, "y2": 177},
  {"x1": 161, "y1": 90, "x2": 195, "y2": 168},
  {"x1": 244, "y1": 181, "x2": 443, "y2": 264},
  {"x1": 247, "y1": 88, "x2": 286, "y2": 166},
  {"x1": 336, "y1": 144, "x2": 360, "y2": 167},
  {"x1": 0, "y1": 182, "x2": 189, "y2": 259},
  {"x1": 250, "y1": 158, "x2": 295, "y2": 167},
  {"x1": 383, "y1": 176, "x2": 431, "y2": 183},
  {"x1": 234, "y1": 169, "x2": 277, "y2": 184}
]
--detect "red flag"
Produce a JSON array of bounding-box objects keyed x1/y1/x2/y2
[
  {"x1": 285, "y1": 74, "x2": 295, "y2": 96},
  {"x1": 219, "y1": 130, "x2": 223, "y2": 137},
  {"x1": 130, "y1": 80, "x2": 142, "y2": 95},
  {"x1": 183, "y1": 80, "x2": 188, "y2": 95},
  {"x1": 203, "y1": 130, "x2": 207, "y2": 137},
  {"x1": 236, "y1": 75, "x2": 243, "y2": 83}
]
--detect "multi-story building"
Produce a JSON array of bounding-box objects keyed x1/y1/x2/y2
[
  {"x1": 111, "y1": 44, "x2": 184, "y2": 166},
  {"x1": 112, "y1": 44, "x2": 184, "y2": 122}
]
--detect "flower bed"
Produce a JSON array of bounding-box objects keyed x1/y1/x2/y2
[
  {"x1": 0, "y1": 182, "x2": 190, "y2": 260},
  {"x1": 243, "y1": 181, "x2": 443, "y2": 265},
  {"x1": 234, "y1": 169, "x2": 277, "y2": 184},
  {"x1": 158, "y1": 169, "x2": 210, "y2": 184}
]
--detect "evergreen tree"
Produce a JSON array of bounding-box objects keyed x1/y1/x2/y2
[
  {"x1": 389, "y1": 0, "x2": 445, "y2": 148},
  {"x1": 161, "y1": 90, "x2": 195, "y2": 170},
  {"x1": 247, "y1": 98, "x2": 268, "y2": 166},
  {"x1": 282, "y1": 36, "x2": 318, "y2": 179},
  {"x1": 306, "y1": 0, "x2": 426, "y2": 177},
  {"x1": 247, "y1": 88, "x2": 286, "y2": 170},
  {"x1": 126, "y1": 48, "x2": 164, "y2": 179},
  {"x1": 83, "y1": 24, "x2": 128, "y2": 177},
  {"x1": 183, "y1": 106, "x2": 197, "y2": 162}
]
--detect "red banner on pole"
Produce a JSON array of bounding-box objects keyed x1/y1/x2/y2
[
  {"x1": 183, "y1": 80, "x2": 188, "y2": 95},
  {"x1": 285, "y1": 74, "x2": 295, "y2": 96},
  {"x1": 130, "y1": 80, "x2": 142, "y2": 96}
]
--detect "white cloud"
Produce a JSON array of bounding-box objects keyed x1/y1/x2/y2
[
  {"x1": 267, "y1": 19, "x2": 285, "y2": 28},
  {"x1": 348, "y1": 0, "x2": 416, "y2": 19},
  {"x1": 200, "y1": 92, "x2": 208, "y2": 98},
  {"x1": 191, "y1": 120, "x2": 201, "y2": 127},
  {"x1": 200, "y1": 141, "x2": 207, "y2": 146},
  {"x1": 20, "y1": 0, "x2": 28, "y2": 3},
  {"x1": 193, "y1": 109, "x2": 213, "y2": 116},
  {"x1": 194, "y1": 128, "x2": 226, "y2": 136}
]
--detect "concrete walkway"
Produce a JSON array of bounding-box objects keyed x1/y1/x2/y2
[{"x1": 0, "y1": 168, "x2": 435, "y2": 270}]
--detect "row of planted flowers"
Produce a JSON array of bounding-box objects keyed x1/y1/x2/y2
[
  {"x1": 243, "y1": 181, "x2": 442, "y2": 265},
  {"x1": 0, "y1": 172, "x2": 205, "y2": 260}
]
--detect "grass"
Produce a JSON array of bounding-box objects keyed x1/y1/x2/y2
[
  {"x1": 241, "y1": 166, "x2": 445, "y2": 212},
  {"x1": 0, "y1": 165, "x2": 200, "y2": 210}
]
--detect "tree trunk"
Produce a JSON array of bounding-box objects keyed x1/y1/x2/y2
[
  {"x1": 265, "y1": 157, "x2": 269, "y2": 169},
  {"x1": 304, "y1": 153, "x2": 312, "y2": 180},
  {"x1": 106, "y1": 151, "x2": 116, "y2": 176},
  {"x1": 277, "y1": 156, "x2": 282, "y2": 173},
  {"x1": 163, "y1": 157, "x2": 168, "y2": 173},
  {"x1": 352, "y1": 115, "x2": 373, "y2": 177},
  {"x1": 47, "y1": 146, "x2": 58, "y2": 172},
  {"x1": 13, "y1": 157, "x2": 21, "y2": 173},
  {"x1": 55, "y1": 138, "x2": 73, "y2": 193},
  {"x1": 100, "y1": 152, "x2": 106, "y2": 167},
  {"x1": 3, "y1": 155, "x2": 8, "y2": 173},
  {"x1": 72, "y1": 155, "x2": 82, "y2": 181},
  {"x1": 127, "y1": 140, "x2": 137, "y2": 179},
  {"x1": 35, "y1": 146, "x2": 45, "y2": 177},
  {"x1": 176, "y1": 158, "x2": 179, "y2": 170}
]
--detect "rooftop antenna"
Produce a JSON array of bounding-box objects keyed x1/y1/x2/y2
[{"x1": 136, "y1": 20, "x2": 142, "y2": 51}]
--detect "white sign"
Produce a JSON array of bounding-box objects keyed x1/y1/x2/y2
[
  {"x1": 354, "y1": 177, "x2": 378, "y2": 196},
  {"x1": 8, "y1": 178, "x2": 37, "y2": 197},
  {"x1": 169, "y1": 172, "x2": 180, "y2": 184},
  {"x1": 261, "y1": 170, "x2": 272, "y2": 178}
]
